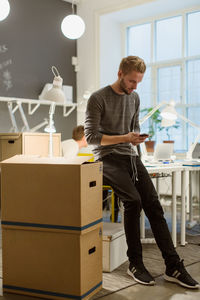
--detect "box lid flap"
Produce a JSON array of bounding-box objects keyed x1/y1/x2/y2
[
  {"x1": 103, "y1": 222, "x2": 125, "y2": 241},
  {"x1": 0, "y1": 133, "x2": 21, "y2": 140},
  {"x1": 0, "y1": 154, "x2": 93, "y2": 165}
]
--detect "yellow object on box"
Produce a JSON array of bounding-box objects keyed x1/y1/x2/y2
[{"x1": 78, "y1": 152, "x2": 94, "y2": 162}]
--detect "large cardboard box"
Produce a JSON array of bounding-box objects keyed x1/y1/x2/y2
[
  {"x1": 103, "y1": 222, "x2": 128, "y2": 272},
  {"x1": 2, "y1": 223, "x2": 102, "y2": 299},
  {"x1": 1, "y1": 155, "x2": 102, "y2": 232},
  {"x1": 0, "y1": 132, "x2": 61, "y2": 161}
]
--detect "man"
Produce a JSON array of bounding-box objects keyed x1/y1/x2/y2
[
  {"x1": 84, "y1": 56, "x2": 199, "y2": 289},
  {"x1": 62, "y1": 125, "x2": 88, "y2": 160}
]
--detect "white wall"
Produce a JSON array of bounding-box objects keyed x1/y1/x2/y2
[{"x1": 99, "y1": 15, "x2": 121, "y2": 88}]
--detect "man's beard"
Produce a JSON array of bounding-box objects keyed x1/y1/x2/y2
[{"x1": 119, "y1": 78, "x2": 132, "y2": 95}]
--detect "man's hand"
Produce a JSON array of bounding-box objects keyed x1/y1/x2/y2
[{"x1": 125, "y1": 132, "x2": 148, "y2": 145}]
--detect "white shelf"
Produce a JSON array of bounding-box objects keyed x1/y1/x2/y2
[
  {"x1": 0, "y1": 96, "x2": 77, "y2": 116},
  {"x1": 0, "y1": 96, "x2": 77, "y2": 132}
]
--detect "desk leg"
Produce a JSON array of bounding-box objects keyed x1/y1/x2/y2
[
  {"x1": 189, "y1": 171, "x2": 193, "y2": 224},
  {"x1": 198, "y1": 171, "x2": 200, "y2": 203},
  {"x1": 181, "y1": 170, "x2": 186, "y2": 246},
  {"x1": 140, "y1": 210, "x2": 145, "y2": 239},
  {"x1": 187, "y1": 171, "x2": 198, "y2": 228},
  {"x1": 172, "y1": 171, "x2": 177, "y2": 247}
]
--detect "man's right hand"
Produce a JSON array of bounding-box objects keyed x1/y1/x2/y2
[
  {"x1": 125, "y1": 132, "x2": 148, "y2": 145},
  {"x1": 100, "y1": 132, "x2": 148, "y2": 146}
]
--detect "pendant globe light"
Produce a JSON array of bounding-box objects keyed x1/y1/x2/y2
[
  {"x1": 61, "y1": 0, "x2": 85, "y2": 39},
  {"x1": 0, "y1": 0, "x2": 10, "y2": 21}
]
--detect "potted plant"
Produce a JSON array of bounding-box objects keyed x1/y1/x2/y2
[
  {"x1": 140, "y1": 107, "x2": 163, "y2": 152},
  {"x1": 161, "y1": 121, "x2": 180, "y2": 144}
]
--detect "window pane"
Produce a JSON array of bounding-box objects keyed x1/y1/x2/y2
[
  {"x1": 156, "y1": 16, "x2": 182, "y2": 61},
  {"x1": 157, "y1": 66, "x2": 181, "y2": 103},
  {"x1": 187, "y1": 11, "x2": 200, "y2": 56},
  {"x1": 187, "y1": 59, "x2": 200, "y2": 105},
  {"x1": 137, "y1": 67, "x2": 151, "y2": 109},
  {"x1": 127, "y1": 23, "x2": 151, "y2": 63}
]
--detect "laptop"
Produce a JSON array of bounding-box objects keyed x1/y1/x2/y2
[
  {"x1": 192, "y1": 143, "x2": 200, "y2": 159},
  {"x1": 153, "y1": 143, "x2": 174, "y2": 161}
]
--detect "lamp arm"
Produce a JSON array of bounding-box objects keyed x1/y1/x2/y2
[
  {"x1": 48, "y1": 102, "x2": 56, "y2": 158},
  {"x1": 139, "y1": 101, "x2": 167, "y2": 125},
  {"x1": 176, "y1": 112, "x2": 200, "y2": 130}
]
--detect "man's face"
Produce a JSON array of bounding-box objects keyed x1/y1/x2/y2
[{"x1": 118, "y1": 70, "x2": 144, "y2": 95}]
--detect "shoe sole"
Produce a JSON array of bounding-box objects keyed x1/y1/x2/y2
[
  {"x1": 164, "y1": 274, "x2": 200, "y2": 289},
  {"x1": 127, "y1": 269, "x2": 155, "y2": 286}
]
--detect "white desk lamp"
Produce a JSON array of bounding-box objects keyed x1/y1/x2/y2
[{"x1": 44, "y1": 102, "x2": 56, "y2": 158}]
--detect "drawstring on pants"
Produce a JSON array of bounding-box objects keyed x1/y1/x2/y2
[{"x1": 130, "y1": 153, "x2": 138, "y2": 184}]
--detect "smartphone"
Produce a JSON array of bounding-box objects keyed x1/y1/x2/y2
[{"x1": 139, "y1": 133, "x2": 149, "y2": 137}]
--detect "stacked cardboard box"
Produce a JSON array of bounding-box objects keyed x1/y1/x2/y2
[
  {"x1": 0, "y1": 132, "x2": 61, "y2": 207},
  {"x1": 0, "y1": 132, "x2": 61, "y2": 162},
  {"x1": 1, "y1": 155, "x2": 103, "y2": 300}
]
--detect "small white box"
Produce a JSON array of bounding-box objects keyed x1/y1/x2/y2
[{"x1": 103, "y1": 222, "x2": 128, "y2": 272}]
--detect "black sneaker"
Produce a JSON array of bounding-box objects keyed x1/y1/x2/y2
[
  {"x1": 127, "y1": 263, "x2": 155, "y2": 285},
  {"x1": 164, "y1": 259, "x2": 199, "y2": 289}
]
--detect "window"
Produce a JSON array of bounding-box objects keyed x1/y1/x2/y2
[
  {"x1": 127, "y1": 9, "x2": 200, "y2": 152},
  {"x1": 127, "y1": 23, "x2": 151, "y2": 63},
  {"x1": 156, "y1": 16, "x2": 182, "y2": 61},
  {"x1": 187, "y1": 11, "x2": 200, "y2": 56},
  {"x1": 137, "y1": 67, "x2": 151, "y2": 109},
  {"x1": 157, "y1": 66, "x2": 181, "y2": 103}
]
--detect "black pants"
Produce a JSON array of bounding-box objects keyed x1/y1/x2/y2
[{"x1": 101, "y1": 153, "x2": 180, "y2": 268}]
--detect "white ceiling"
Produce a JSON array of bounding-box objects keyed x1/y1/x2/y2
[{"x1": 101, "y1": 0, "x2": 200, "y2": 23}]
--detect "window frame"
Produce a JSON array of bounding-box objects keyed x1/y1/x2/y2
[{"x1": 122, "y1": 6, "x2": 200, "y2": 151}]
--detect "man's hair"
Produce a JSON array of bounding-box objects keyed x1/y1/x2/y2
[
  {"x1": 72, "y1": 125, "x2": 85, "y2": 141},
  {"x1": 119, "y1": 56, "x2": 146, "y2": 74}
]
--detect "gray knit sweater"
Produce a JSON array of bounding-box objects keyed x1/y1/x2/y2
[{"x1": 85, "y1": 85, "x2": 140, "y2": 159}]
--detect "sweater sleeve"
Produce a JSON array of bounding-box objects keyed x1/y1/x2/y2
[
  {"x1": 133, "y1": 93, "x2": 140, "y2": 133},
  {"x1": 84, "y1": 94, "x2": 103, "y2": 145}
]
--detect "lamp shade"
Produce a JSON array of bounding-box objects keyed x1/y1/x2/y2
[
  {"x1": 0, "y1": 0, "x2": 10, "y2": 21},
  {"x1": 160, "y1": 104, "x2": 177, "y2": 120},
  {"x1": 42, "y1": 75, "x2": 66, "y2": 104},
  {"x1": 61, "y1": 14, "x2": 85, "y2": 39},
  {"x1": 161, "y1": 118, "x2": 175, "y2": 127}
]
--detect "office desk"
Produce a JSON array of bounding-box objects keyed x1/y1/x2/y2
[{"x1": 144, "y1": 163, "x2": 186, "y2": 247}]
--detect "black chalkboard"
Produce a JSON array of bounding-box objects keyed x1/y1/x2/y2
[
  {"x1": 0, "y1": 0, "x2": 76, "y2": 98},
  {"x1": 0, "y1": 0, "x2": 77, "y2": 139}
]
